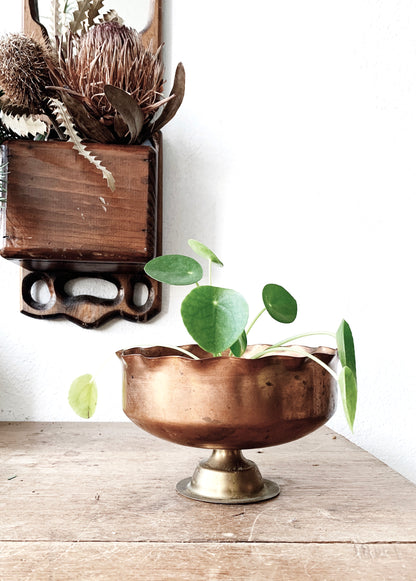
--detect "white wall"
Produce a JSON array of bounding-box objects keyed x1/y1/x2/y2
[{"x1": 1, "y1": 1, "x2": 415, "y2": 484}]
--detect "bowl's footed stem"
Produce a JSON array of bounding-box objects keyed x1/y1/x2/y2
[{"x1": 176, "y1": 449, "x2": 280, "y2": 504}]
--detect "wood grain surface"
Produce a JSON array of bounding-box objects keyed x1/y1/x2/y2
[
  {"x1": 1, "y1": 141, "x2": 158, "y2": 270},
  {"x1": 1, "y1": 422, "x2": 415, "y2": 580}
]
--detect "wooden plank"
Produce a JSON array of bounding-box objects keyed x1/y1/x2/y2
[
  {"x1": 141, "y1": 0, "x2": 163, "y2": 48},
  {"x1": 1, "y1": 141, "x2": 158, "y2": 269},
  {"x1": 1, "y1": 541, "x2": 415, "y2": 581},
  {"x1": 22, "y1": 0, "x2": 47, "y2": 41},
  {"x1": 1, "y1": 423, "x2": 415, "y2": 546}
]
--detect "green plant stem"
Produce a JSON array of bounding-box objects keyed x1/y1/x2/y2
[
  {"x1": 130, "y1": 344, "x2": 201, "y2": 360},
  {"x1": 251, "y1": 331, "x2": 336, "y2": 359},
  {"x1": 208, "y1": 259, "x2": 212, "y2": 285},
  {"x1": 246, "y1": 307, "x2": 266, "y2": 335},
  {"x1": 255, "y1": 344, "x2": 339, "y2": 381}
]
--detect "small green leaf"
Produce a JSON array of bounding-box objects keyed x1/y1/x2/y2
[
  {"x1": 336, "y1": 319, "x2": 357, "y2": 379},
  {"x1": 188, "y1": 239, "x2": 223, "y2": 266},
  {"x1": 262, "y1": 283, "x2": 297, "y2": 323},
  {"x1": 338, "y1": 366, "x2": 357, "y2": 431},
  {"x1": 144, "y1": 255, "x2": 203, "y2": 285},
  {"x1": 230, "y1": 330, "x2": 247, "y2": 357},
  {"x1": 181, "y1": 286, "x2": 249, "y2": 355},
  {"x1": 68, "y1": 374, "x2": 97, "y2": 419}
]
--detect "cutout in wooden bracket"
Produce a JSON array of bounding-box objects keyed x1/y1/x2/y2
[{"x1": 64, "y1": 277, "x2": 119, "y2": 301}]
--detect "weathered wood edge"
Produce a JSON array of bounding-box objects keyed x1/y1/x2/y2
[{"x1": 1, "y1": 541, "x2": 416, "y2": 581}]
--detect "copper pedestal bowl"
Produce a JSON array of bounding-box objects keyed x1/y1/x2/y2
[{"x1": 118, "y1": 345, "x2": 337, "y2": 504}]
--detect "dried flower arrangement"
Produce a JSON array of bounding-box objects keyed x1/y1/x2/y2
[
  {"x1": 0, "y1": 91, "x2": 11, "y2": 202},
  {"x1": 0, "y1": 0, "x2": 185, "y2": 190},
  {"x1": 0, "y1": 163, "x2": 6, "y2": 202}
]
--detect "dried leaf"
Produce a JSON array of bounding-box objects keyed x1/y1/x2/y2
[
  {"x1": 70, "y1": 0, "x2": 93, "y2": 34},
  {"x1": 104, "y1": 85, "x2": 144, "y2": 143},
  {"x1": 101, "y1": 9, "x2": 124, "y2": 25},
  {"x1": 57, "y1": 90, "x2": 114, "y2": 143},
  {"x1": 113, "y1": 113, "x2": 128, "y2": 139},
  {"x1": 152, "y1": 62, "x2": 185, "y2": 133},
  {"x1": 88, "y1": 0, "x2": 105, "y2": 26},
  {"x1": 50, "y1": 97, "x2": 115, "y2": 191}
]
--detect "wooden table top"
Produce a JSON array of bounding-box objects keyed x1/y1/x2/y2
[{"x1": 1, "y1": 422, "x2": 415, "y2": 580}]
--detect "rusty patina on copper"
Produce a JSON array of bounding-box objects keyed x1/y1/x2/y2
[{"x1": 118, "y1": 344, "x2": 337, "y2": 451}]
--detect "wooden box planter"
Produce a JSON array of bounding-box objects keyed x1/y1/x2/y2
[{"x1": 0, "y1": 139, "x2": 162, "y2": 327}]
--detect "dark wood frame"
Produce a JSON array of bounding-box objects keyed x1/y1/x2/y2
[{"x1": 1, "y1": 0, "x2": 164, "y2": 327}]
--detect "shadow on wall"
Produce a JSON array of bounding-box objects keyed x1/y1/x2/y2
[{"x1": 0, "y1": 352, "x2": 34, "y2": 421}]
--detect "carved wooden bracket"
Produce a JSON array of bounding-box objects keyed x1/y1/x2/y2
[
  {"x1": 21, "y1": 270, "x2": 161, "y2": 328},
  {"x1": 1, "y1": 0, "x2": 164, "y2": 328}
]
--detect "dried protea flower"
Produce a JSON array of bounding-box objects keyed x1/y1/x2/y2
[
  {"x1": 0, "y1": 33, "x2": 54, "y2": 113},
  {"x1": 56, "y1": 22, "x2": 165, "y2": 137}
]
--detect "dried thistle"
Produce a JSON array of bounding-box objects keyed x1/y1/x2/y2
[
  {"x1": 55, "y1": 21, "x2": 167, "y2": 141},
  {"x1": 0, "y1": 33, "x2": 54, "y2": 113}
]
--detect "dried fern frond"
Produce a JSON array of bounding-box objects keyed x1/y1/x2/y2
[
  {"x1": 45, "y1": 0, "x2": 78, "y2": 49},
  {"x1": 50, "y1": 97, "x2": 115, "y2": 190},
  {"x1": 0, "y1": 119, "x2": 16, "y2": 145},
  {"x1": 69, "y1": 0, "x2": 93, "y2": 34},
  {"x1": 88, "y1": 0, "x2": 105, "y2": 26},
  {"x1": 0, "y1": 111, "x2": 48, "y2": 138},
  {"x1": 100, "y1": 9, "x2": 124, "y2": 25}
]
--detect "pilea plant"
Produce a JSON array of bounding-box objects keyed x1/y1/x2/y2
[{"x1": 69, "y1": 240, "x2": 357, "y2": 430}]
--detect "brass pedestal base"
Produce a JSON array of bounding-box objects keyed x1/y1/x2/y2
[{"x1": 176, "y1": 449, "x2": 280, "y2": 504}]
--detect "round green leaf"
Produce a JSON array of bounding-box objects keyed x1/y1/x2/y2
[
  {"x1": 144, "y1": 254, "x2": 203, "y2": 286},
  {"x1": 230, "y1": 330, "x2": 247, "y2": 357},
  {"x1": 262, "y1": 283, "x2": 297, "y2": 323},
  {"x1": 338, "y1": 366, "x2": 357, "y2": 431},
  {"x1": 336, "y1": 319, "x2": 357, "y2": 379},
  {"x1": 188, "y1": 239, "x2": 223, "y2": 266},
  {"x1": 181, "y1": 286, "x2": 249, "y2": 355},
  {"x1": 68, "y1": 374, "x2": 97, "y2": 419}
]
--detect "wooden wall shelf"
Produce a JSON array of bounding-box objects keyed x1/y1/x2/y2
[{"x1": 0, "y1": 0, "x2": 164, "y2": 327}]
